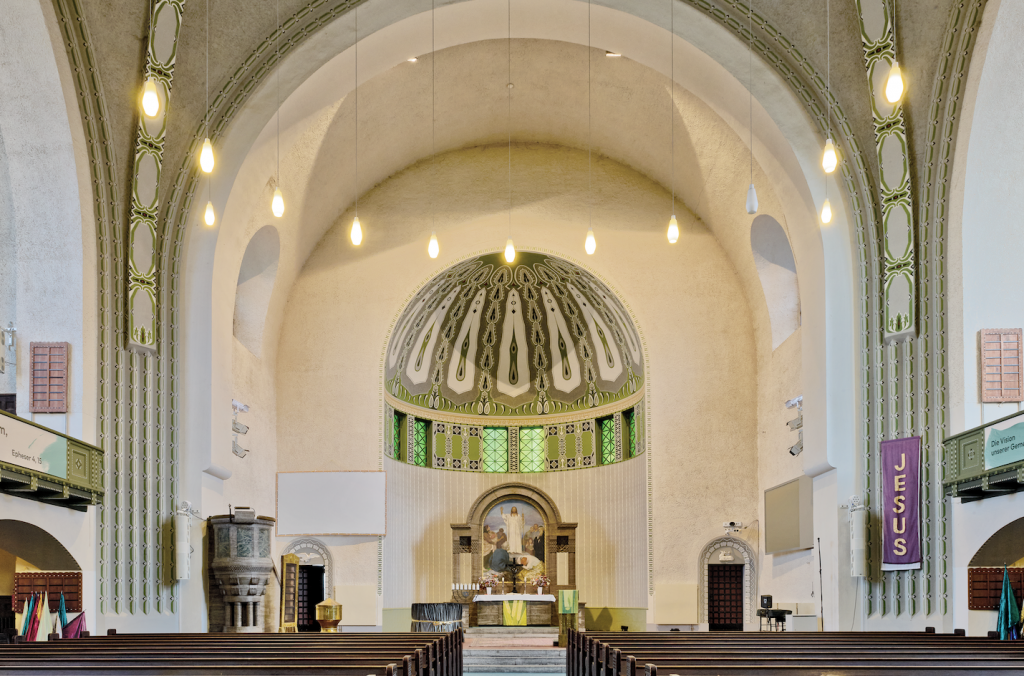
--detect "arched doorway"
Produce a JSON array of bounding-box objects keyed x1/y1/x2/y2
[
  {"x1": 698, "y1": 536, "x2": 757, "y2": 631},
  {"x1": 0, "y1": 520, "x2": 83, "y2": 634}
]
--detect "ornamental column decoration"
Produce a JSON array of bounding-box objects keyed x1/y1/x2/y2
[{"x1": 856, "y1": 0, "x2": 916, "y2": 342}]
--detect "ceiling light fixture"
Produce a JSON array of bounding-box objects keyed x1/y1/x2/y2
[
  {"x1": 428, "y1": 0, "x2": 439, "y2": 259},
  {"x1": 584, "y1": 0, "x2": 595, "y2": 255},
  {"x1": 351, "y1": 6, "x2": 363, "y2": 245},
  {"x1": 142, "y1": 77, "x2": 160, "y2": 117},
  {"x1": 745, "y1": 1, "x2": 758, "y2": 215},
  {"x1": 202, "y1": 0, "x2": 215, "y2": 226},
  {"x1": 503, "y1": 0, "x2": 515, "y2": 264},
  {"x1": 408, "y1": 57, "x2": 418, "y2": 62},
  {"x1": 667, "y1": 0, "x2": 678, "y2": 243},
  {"x1": 820, "y1": 198, "x2": 832, "y2": 224},
  {"x1": 885, "y1": 4, "x2": 904, "y2": 104},
  {"x1": 821, "y1": 0, "x2": 837, "y2": 175},
  {"x1": 271, "y1": 0, "x2": 284, "y2": 218},
  {"x1": 605, "y1": 51, "x2": 621, "y2": 57}
]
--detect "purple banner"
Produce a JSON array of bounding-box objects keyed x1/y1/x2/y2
[{"x1": 881, "y1": 436, "x2": 921, "y2": 570}]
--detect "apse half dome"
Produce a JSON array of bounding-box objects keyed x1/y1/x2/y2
[{"x1": 385, "y1": 252, "x2": 644, "y2": 419}]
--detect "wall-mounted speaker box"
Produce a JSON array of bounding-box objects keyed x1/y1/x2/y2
[
  {"x1": 760, "y1": 595, "x2": 773, "y2": 609},
  {"x1": 764, "y1": 476, "x2": 813, "y2": 554}
]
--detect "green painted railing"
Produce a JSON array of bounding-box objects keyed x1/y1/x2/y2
[
  {"x1": 943, "y1": 410, "x2": 1024, "y2": 503},
  {"x1": 0, "y1": 409, "x2": 104, "y2": 511}
]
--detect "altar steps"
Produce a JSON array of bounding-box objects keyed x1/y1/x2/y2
[
  {"x1": 463, "y1": 649, "x2": 567, "y2": 674},
  {"x1": 464, "y1": 628, "x2": 565, "y2": 674}
]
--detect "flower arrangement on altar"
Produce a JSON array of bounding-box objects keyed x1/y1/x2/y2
[
  {"x1": 479, "y1": 576, "x2": 499, "y2": 589},
  {"x1": 531, "y1": 575, "x2": 550, "y2": 593}
]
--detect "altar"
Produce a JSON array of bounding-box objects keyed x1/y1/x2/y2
[{"x1": 473, "y1": 593, "x2": 556, "y2": 626}]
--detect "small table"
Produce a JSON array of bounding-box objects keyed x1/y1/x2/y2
[
  {"x1": 757, "y1": 608, "x2": 792, "y2": 631},
  {"x1": 473, "y1": 594, "x2": 557, "y2": 626}
]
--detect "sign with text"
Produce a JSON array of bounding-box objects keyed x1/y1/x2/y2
[
  {"x1": 985, "y1": 413, "x2": 1024, "y2": 470},
  {"x1": 881, "y1": 436, "x2": 921, "y2": 571},
  {"x1": 0, "y1": 415, "x2": 68, "y2": 479}
]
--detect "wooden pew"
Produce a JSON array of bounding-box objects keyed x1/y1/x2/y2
[
  {"x1": 568, "y1": 629, "x2": 1023, "y2": 676},
  {"x1": 0, "y1": 629, "x2": 463, "y2": 676}
]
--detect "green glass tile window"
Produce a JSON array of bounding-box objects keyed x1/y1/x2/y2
[
  {"x1": 394, "y1": 413, "x2": 404, "y2": 462},
  {"x1": 483, "y1": 427, "x2": 509, "y2": 473},
  {"x1": 519, "y1": 427, "x2": 544, "y2": 473},
  {"x1": 413, "y1": 418, "x2": 429, "y2": 467},
  {"x1": 599, "y1": 416, "x2": 615, "y2": 465},
  {"x1": 625, "y1": 410, "x2": 637, "y2": 458}
]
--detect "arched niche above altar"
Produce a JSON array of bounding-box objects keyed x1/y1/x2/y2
[{"x1": 451, "y1": 483, "x2": 577, "y2": 593}]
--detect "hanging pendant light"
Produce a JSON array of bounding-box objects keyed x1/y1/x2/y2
[
  {"x1": 200, "y1": 138, "x2": 215, "y2": 173},
  {"x1": 351, "y1": 6, "x2": 364, "y2": 247},
  {"x1": 744, "y1": 2, "x2": 757, "y2": 215},
  {"x1": 822, "y1": 138, "x2": 837, "y2": 173},
  {"x1": 820, "y1": 198, "x2": 832, "y2": 224},
  {"x1": 428, "y1": 231, "x2": 439, "y2": 258},
  {"x1": 504, "y1": 238, "x2": 516, "y2": 263},
  {"x1": 272, "y1": 187, "x2": 285, "y2": 217},
  {"x1": 351, "y1": 216, "x2": 363, "y2": 245},
  {"x1": 885, "y1": 61, "x2": 904, "y2": 103},
  {"x1": 428, "y1": 0, "x2": 439, "y2": 259},
  {"x1": 204, "y1": 201, "x2": 216, "y2": 226},
  {"x1": 142, "y1": 77, "x2": 160, "y2": 117},
  {"x1": 584, "y1": 0, "x2": 597, "y2": 256},
  {"x1": 502, "y1": 0, "x2": 514, "y2": 262},
  {"x1": 666, "y1": 215, "x2": 679, "y2": 244},
  {"x1": 585, "y1": 228, "x2": 596, "y2": 255},
  {"x1": 270, "y1": 0, "x2": 285, "y2": 220}
]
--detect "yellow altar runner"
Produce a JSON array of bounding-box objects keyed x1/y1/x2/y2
[{"x1": 502, "y1": 599, "x2": 528, "y2": 626}]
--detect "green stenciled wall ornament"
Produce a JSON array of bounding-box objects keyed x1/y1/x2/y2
[{"x1": 856, "y1": 0, "x2": 916, "y2": 342}]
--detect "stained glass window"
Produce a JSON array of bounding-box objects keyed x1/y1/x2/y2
[
  {"x1": 519, "y1": 427, "x2": 544, "y2": 473},
  {"x1": 599, "y1": 416, "x2": 615, "y2": 465},
  {"x1": 624, "y1": 410, "x2": 637, "y2": 458},
  {"x1": 482, "y1": 427, "x2": 509, "y2": 473},
  {"x1": 414, "y1": 418, "x2": 429, "y2": 467}
]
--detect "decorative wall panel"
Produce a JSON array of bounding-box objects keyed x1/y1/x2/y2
[
  {"x1": 856, "y1": 0, "x2": 916, "y2": 342},
  {"x1": 128, "y1": 0, "x2": 185, "y2": 351}
]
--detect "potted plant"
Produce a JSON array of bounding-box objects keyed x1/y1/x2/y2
[{"x1": 532, "y1": 576, "x2": 551, "y2": 595}]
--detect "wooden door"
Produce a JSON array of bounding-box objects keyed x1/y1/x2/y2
[
  {"x1": 708, "y1": 564, "x2": 744, "y2": 631},
  {"x1": 296, "y1": 565, "x2": 326, "y2": 632}
]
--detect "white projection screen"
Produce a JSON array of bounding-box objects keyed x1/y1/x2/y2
[{"x1": 276, "y1": 471, "x2": 386, "y2": 536}]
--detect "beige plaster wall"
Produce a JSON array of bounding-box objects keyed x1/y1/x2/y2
[{"x1": 275, "y1": 142, "x2": 758, "y2": 621}]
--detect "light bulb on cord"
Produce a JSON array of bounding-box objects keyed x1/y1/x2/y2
[
  {"x1": 200, "y1": 138, "x2": 215, "y2": 173},
  {"x1": 822, "y1": 138, "x2": 837, "y2": 174},
  {"x1": 745, "y1": 183, "x2": 759, "y2": 215},
  {"x1": 141, "y1": 77, "x2": 160, "y2": 117},
  {"x1": 885, "y1": 61, "x2": 904, "y2": 103},
  {"x1": 351, "y1": 216, "x2": 363, "y2": 245},
  {"x1": 204, "y1": 201, "x2": 216, "y2": 226},
  {"x1": 667, "y1": 215, "x2": 679, "y2": 244},
  {"x1": 820, "y1": 198, "x2": 832, "y2": 225},
  {"x1": 504, "y1": 239, "x2": 516, "y2": 263},
  {"x1": 271, "y1": 188, "x2": 285, "y2": 217},
  {"x1": 585, "y1": 228, "x2": 596, "y2": 255},
  {"x1": 428, "y1": 232, "x2": 439, "y2": 258}
]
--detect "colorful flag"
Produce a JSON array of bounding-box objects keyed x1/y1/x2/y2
[
  {"x1": 62, "y1": 611, "x2": 87, "y2": 639},
  {"x1": 998, "y1": 567, "x2": 1021, "y2": 641},
  {"x1": 58, "y1": 592, "x2": 68, "y2": 629},
  {"x1": 19, "y1": 593, "x2": 35, "y2": 637},
  {"x1": 38, "y1": 592, "x2": 52, "y2": 641},
  {"x1": 26, "y1": 592, "x2": 42, "y2": 641}
]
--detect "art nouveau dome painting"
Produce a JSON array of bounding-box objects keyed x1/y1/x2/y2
[{"x1": 385, "y1": 252, "x2": 643, "y2": 419}]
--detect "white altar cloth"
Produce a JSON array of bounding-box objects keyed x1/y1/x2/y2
[{"x1": 473, "y1": 594, "x2": 556, "y2": 603}]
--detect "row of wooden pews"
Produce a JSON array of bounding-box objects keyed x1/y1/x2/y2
[
  {"x1": 568, "y1": 629, "x2": 1024, "y2": 675},
  {"x1": 0, "y1": 628, "x2": 463, "y2": 676}
]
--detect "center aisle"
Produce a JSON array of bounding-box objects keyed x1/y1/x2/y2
[{"x1": 463, "y1": 627, "x2": 565, "y2": 675}]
